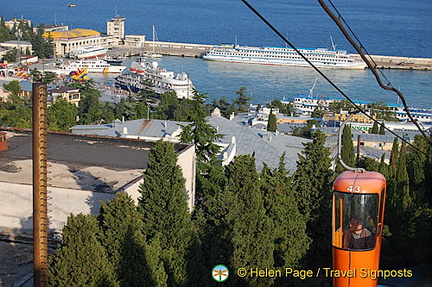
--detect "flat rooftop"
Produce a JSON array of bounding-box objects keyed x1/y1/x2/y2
[{"x1": 0, "y1": 130, "x2": 189, "y2": 192}]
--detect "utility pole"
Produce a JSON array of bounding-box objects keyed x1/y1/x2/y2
[{"x1": 33, "y1": 83, "x2": 49, "y2": 287}]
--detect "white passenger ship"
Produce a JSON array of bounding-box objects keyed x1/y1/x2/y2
[
  {"x1": 203, "y1": 44, "x2": 366, "y2": 69},
  {"x1": 115, "y1": 60, "x2": 194, "y2": 99}
]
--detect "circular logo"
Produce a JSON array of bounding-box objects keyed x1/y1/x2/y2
[{"x1": 212, "y1": 264, "x2": 229, "y2": 282}]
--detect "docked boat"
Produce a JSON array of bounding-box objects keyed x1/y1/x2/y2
[
  {"x1": 115, "y1": 60, "x2": 194, "y2": 99},
  {"x1": 69, "y1": 45, "x2": 108, "y2": 59},
  {"x1": 104, "y1": 56, "x2": 127, "y2": 65},
  {"x1": 48, "y1": 59, "x2": 126, "y2": 74},
  {"x1": 203, "y1": 43, "x2": 366, "y2": 69}
]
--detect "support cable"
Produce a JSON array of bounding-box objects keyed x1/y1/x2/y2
[
  {"x1": 239, "y1": 0, "x2": 431, "y2": 157},
  {"x1": 318, "y1": 0, "x2": 432, "y2": 146}
]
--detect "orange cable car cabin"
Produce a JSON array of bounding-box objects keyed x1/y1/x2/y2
[{"x1": 332, "y1": 170, "x2": 386, "y2": 287}]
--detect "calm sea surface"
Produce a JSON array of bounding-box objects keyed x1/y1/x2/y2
[{"x1": 2, "y1": 0, "x2": 432, "y2": 107}]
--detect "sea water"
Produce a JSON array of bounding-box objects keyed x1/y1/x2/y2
[{"x1": 2, "y1": 0, "x2": 431, "y2": 107}]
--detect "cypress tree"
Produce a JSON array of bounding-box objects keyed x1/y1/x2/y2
[
  {"x1": 98, "y1": 192, "x2": 158, "y2": 286},
  {"x1": 267, "y1": 109, "x2": 277, "y2": 132},
  {"x1": 379, "y1": 122, "x2": 386, "y2": 135},
  {"x1": 49, "y1": 214, "x2": 118, "y2": 286},
  {"x1": 260, "y1": 157, "x2": 310, "y2": 281},
  {"x1": 371, "y1": 121, "x2": 379, "y2": 134},
  {"x1": 138, "y1": 140, "x2": 192, "y2": 286},
  {"x1": 224, "y1": 155, "x2": 274, "y2": 286},
  {"x1": 292, "y1": 131, "x2": 334, "y2": 268},
  {"x1": 342, "y1": 125, "x2": 355, "y2": 166}
]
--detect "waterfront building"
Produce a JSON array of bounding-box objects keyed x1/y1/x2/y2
[
  {"x1": 124, "y1": 35, "x2": 146, "y2": 48},
  {"x1": 4, "y1": 17, "x2": 31, "y2": 30},
  {"x1": 42, "y1": 29, "x2": 118, "y2": 57},
  {"x1": 107, "y1": 14, "x2": 126, "y2": 41},
  {"x1": 0, "y1": 40, "x2": 33, "y2": 55}
]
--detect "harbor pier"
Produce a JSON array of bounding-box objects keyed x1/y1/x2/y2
[{"x1": 106, "y1": 41, "x2": 432, "y2": 70}]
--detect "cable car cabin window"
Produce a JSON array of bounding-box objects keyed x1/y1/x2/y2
[{"x1": 333, "y1": 191, "x2": 379, "y2": 251}]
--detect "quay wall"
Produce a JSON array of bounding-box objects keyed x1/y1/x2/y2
[{"x1": 109, "y1": 40, "x2": 432, "y2": 70}]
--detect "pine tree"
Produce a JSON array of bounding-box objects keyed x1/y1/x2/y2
[
  {"x1": 98, "y1": 192, "x2": 157, "y2": 286},
  {"x1": 232, "y1": 86, "x2": 251, "y2": 113},
  {"x1": 267, "y1": 109, "x2": 277, "y2": 132},
  {"x1": 49, "y1": 214, "x2": 118, "y2": 286},
  {"x1": 180, "y1": 91, "x2": 225, "y2": 205},
  {"x1": 138, "y1": 140, "x2": 193, "y2": 286},
  {"x1": 292, "y1": 131, "x2": 334, "y2": 268}
]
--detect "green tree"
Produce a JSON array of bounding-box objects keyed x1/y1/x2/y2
[
  {"x1": 267, "y1": 109, "x2": 277, "y2": 132},
  {"x1": 49, "y1": 214, "x2": 118, "y2": 286},
  {"x1": 232, "y1": 86, "x2": 251, "y2": 113},
  {"x1": 260, "y1": 157, "x2": 310, "y2": 276},
  {"x1": 379, "y1": 122, "x2": 386, "y2": 135},
  {"x1": 337, "y1": 125, "x2": 355, "y2": 173},
  {"x1": 0, "y1": 106, "x2": 32, "y2": 128},
  {"x1": 138, "y1": 140, "x2": 193, "y2": 286},
  {"x1": 292, "y1": 131, "x2": 334, "y2": 268},
  {"x1": 180, "y1": 91, "x2": 224, "y2": 205},
  {"x1": 3, "y1": 80, "x2": 21, "y2": 97},
  {"x1": 3, "y1": 48, "x2": 17, "y2": 63},
  {"x1": 98, "y1": 192, "x2": 159, "y2": 286},
  {"x1": 224, "y1": 155, "x2": 275, "y2": 286},
  {"x1": 153, "y1": 91, "x2": 179, "y2": 120},
  {"x1": 371, "y1": 121, "x2": 379, "y2": 134},
  {"x1": 48, "y1": 98, "x2": 78, "y2": 131}
]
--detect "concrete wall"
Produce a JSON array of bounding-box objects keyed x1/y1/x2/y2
[{"x1": 0, "y1": 182, "x2": 114, "y2": 233}]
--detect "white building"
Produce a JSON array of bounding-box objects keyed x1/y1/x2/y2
[{"x1": 107, "y1": 15, "x2": 126, "y2": 40}]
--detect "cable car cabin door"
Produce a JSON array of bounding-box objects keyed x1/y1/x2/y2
[{"x1": 332, "y1": 171, "x2": 386, "y2": 287}]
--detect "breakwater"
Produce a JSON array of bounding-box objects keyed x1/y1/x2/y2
[{"x1": 107, "y1": 41, "x2": 432, "y2": 71}]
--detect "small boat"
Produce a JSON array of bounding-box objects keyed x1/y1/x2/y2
[{"x1": 67, "y1": 4, "x2": 76, "y2": 7}]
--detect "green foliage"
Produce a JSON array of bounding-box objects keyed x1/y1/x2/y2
[
  {"x1": 292, "y1": 131, "x2": 334, "y2": 268},
  {"x1": 260, "y1": 158, "x2": 310, "y2": 271},
  {"x1": 211, "y1": 96, "x2": 232, "y2": 118},
  {"x1": 49, "y1": 214, "x2": 118, "y2": 286},
  {"x1": 98, "y1": 192, "x2": 157, "y2": 286},
  {"x1": 371, "y1": 121, "x2": 379, "y2": 134},
  {"x1": 2, "y1": 80, "x2": 21, "y2": 97},
  {"x1": 224, "y1": 155, "x2": 275, "y2": 286},
  {"x1": 48, "y1": 98, "x2": 77, "y2": 131},
  {"x1": 367, "y1": 101, "x2": 398, "y2": 121},
  {"x1": 267, "y1": 109, "x2": 277, "y2": 132},
  {"x1": 139, "y1": 140, "x2": 193, "y2": 286},
  {"x1": 267, "y1": 99, "x2": 293, "y2": 116},
  {"x1": 3, "y1": 48, "x2": 17, "y2": 62},
  {"x1": 232, "y1": 86, "x2": 251, "y2": 113},
  {"x1": 379, "y1": 122, "x2": 386, "y2": 135},
  {"x1": 337, "y1": 125, "x2": 355, "y2": 173},
  {"x1": 180, "y1": 91, "x2": 225, "y2": 206}
]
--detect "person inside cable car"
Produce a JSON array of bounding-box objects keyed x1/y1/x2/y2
[{"x1": 343, "y1": 217, "x2": 374, "y2": 250}]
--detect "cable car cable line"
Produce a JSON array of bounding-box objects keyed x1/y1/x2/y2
[
  {"x1": 318, "y1": 0, "x2": 432, "y2": 147},
  {"x1": 239, "y1": 0, "x2": 430, "y2": 158}
]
